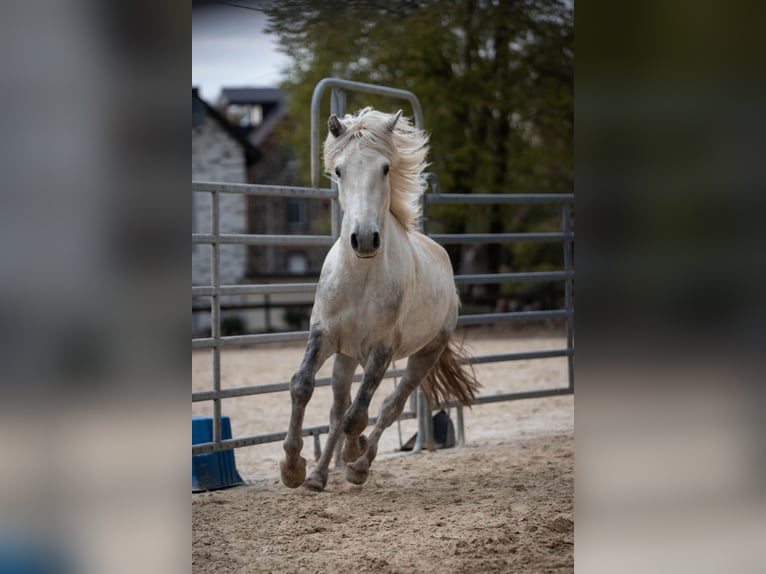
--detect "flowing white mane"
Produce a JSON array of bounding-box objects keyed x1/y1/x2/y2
[{"x1": 324, "y1": 107, "x2": 430, "y2": 231}]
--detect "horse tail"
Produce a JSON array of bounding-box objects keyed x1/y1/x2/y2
[{"x1": 421, "y1": 337, "x2": 480, "y2": 407}]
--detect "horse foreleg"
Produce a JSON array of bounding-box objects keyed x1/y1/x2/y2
[
  {"x1": 303, "y1": 353, "x2": 356, "y2": 492},
  {"x1": 347, "y1": 338, "x2": 447, "y2": 483},
  {"x1": 281, "y1": 329, "x2": 330, "y2": 488},
  {"x1": 341, "y1": 346, "x2": 393, "y2": 484}
]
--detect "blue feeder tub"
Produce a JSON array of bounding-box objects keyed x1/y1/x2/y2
[{"x1": 192, "y1": 415, "x2": 243, "y2": 491}]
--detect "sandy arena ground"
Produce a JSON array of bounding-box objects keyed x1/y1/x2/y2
[{"x1": 192, "y1": 327, "x2": 574, "y2": 573}]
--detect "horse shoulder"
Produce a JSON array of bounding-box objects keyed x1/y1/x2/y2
[
  {"x1": 387, "y1": 232, "x2": 456, "y2": 355},
  {"x1": 408, "y1": 232, "x2": 455, "y2": 285},
  {"x1": 312, "y1": 244, "x2": 346, "y2": 316}
]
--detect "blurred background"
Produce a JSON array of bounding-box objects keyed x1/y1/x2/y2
[{"x1": 0, "y1": 0, "x2": 764, "y2": 572}]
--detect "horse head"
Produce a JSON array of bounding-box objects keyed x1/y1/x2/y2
[{"x1": 326, "y1": 110, "x2": 402, "y2": 258}]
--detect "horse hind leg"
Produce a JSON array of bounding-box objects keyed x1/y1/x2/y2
[
  {"x1": 280, "y1": 330, "x2": 331, "y2": 488},
  {"x1": 346, "y1": 338, "x2": 446, "y2": 485},
  {"x1": 303, "y1": 353, "x2": 356, "y2": 492}
]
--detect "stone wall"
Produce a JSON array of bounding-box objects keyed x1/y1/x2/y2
[
  {"x1": 192, "y1": 118, "x2": 248, "y2": 335},
  {"x1": 192, "y1": 120, "x2": 248, "y2": 287}
]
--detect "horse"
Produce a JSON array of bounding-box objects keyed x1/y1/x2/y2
[{"x1": 280, "y1": 107, "x2": 479, "y2": 492}]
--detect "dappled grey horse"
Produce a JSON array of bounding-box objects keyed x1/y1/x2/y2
[{"x1": 281, "y1": 108, "x2": 479, "y2": 491}]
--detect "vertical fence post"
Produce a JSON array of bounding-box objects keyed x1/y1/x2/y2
[
  {"x1": 413, "y1": 170, "x2": 436, "y2": 453},
  {"x1": 411, "y1": 390, "x2": 431, "y2": 453},
  {"x1": 562, "y1": 203, "x2": 574, "y2": 390},
  {"x1": 330, "y1": 88, "x2": 346, "y2": 240},
  {"x1": 211, "y1": 190, "x2": 222, "y2": 444}
]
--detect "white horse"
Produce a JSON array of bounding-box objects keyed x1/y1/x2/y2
[{"x1": 281, "y1": 107, "x2": 479, "y2": 491}]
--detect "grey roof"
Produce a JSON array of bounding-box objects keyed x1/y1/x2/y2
[
  {"x1": 192, "y1": 87, "x2": 209, "y2": 129},
  {"x1": 216, "y1": 86, "x2": 289, "y2": 147},
  {"x1": 219, "y1": 87, "x2": 285, "y2": 106},
  {"x1": 192, "y1": 87, "x2": 261, "y2": 162}
]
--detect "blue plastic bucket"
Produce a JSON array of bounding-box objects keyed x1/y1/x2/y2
[{"x1": 192, "y1": 415, "x2": 243, "y2": 491}]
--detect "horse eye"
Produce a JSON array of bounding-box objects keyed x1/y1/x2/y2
[
  {"x1": 335, "y1": 166, "x2": 341, "y2": 177},
  {"x1": 382, "y1": 164, "x2": 390, "y2": 176}
]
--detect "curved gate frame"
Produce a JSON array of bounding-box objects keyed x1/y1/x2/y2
[{"x1": 192, "y1": 78, "x2": 574, "y2": 458}]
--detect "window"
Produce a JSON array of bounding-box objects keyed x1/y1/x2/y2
[
  {"x1": 286, "y1": 198, "x2": 307, "y2": 229},
  {"x1": 249, "y1": 105, "x2": 263, "y2": 126}
]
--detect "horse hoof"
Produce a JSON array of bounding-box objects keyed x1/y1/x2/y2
[
  {"x1": 303, "y1": 471, "x2": 327, "y2": 492},
  {"x1": 280, "y1": 456, "x2": 306, "y2": 488},
  {"x1": 341, "y1": 447, "x2": 355, "y2": 464},
  {"x1": 345, "y1": 460, "x2": 369, "y2": 485},
  {"x1": 342, "y1": 434, "x2": 369, "y2": 463}
]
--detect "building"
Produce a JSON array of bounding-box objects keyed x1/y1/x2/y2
[
  {"x1": 192, "y1": 87, "x2": 331, "y2": 334},
  {"x1": 216, "y1": 87, "x2": 330, "y2": 280},
  {"x1": 192, "y1": 87, "x2": 259, "y2": 288}
]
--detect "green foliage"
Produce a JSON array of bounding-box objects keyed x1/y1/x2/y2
[{"x1": 263, "y1": 0, "x2": 572, "y2": 277}]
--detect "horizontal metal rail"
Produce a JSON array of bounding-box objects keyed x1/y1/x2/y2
[
  {"x1": 193, "y1": 232, "x2": 572, "y2": 247},
  {"x1": 192, "y1": 181, "x2": 336, "y2": 199},
  {"x1": 446, "y1": 387, "x2": 573, "y2": 409},
  {"x1": 466, "y1": 349, "x2": 572, "y2": 365},
  {"x1": 190, "y1": 184, "x2": 572, "y2": 206},
  {"x1": 192, "y1": 409, "x2": 418, "y2": 455},
  {"x1": 192, "y1": 348, "x2": 571, "y2": 403},
  {"x1": 192, "y1": 233, "x2": 336, "y2": 247},
  {"x1": 191, "y1": 310, "x2": 572, "y2": 349},
  {"x1": 192, "y1": 283, "x2": 318, "y2": 297},
  {"x1": 191, "y1": 271, "x2": 574, "y2": 299},
  {"x1": 430, "y1": 232, "x2": 574, "y2": 244},
  {"x1": 192, "y1": 386, "x2": 573, "y2": 455},
  {"x1": 454, "y1": 271, "x2": 574, "y2": 284},
  {"x1": 193, "y1": 368, "x2": 406, "y2": 402},
  {"x1": 192, "y1": 302, "x2": 313, "y2": 314},
  {"x1": 194, "y1": 426, "x2": 333, "y2": 455},
  {"x1": 426, "y1": 193, "x2": 574, "y2": 204},
  {"x1": 193, "y1": 331, "x2": 309, "y2": 348},
  {"x1": 457, "y1": 309, "x2": 572, "y2": 326}
]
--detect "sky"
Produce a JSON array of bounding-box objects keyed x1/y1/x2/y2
[{"x1": 192, "y1": 3, "x2": 288, "y2": 102}]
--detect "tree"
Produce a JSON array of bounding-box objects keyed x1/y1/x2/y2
[{"x1": 264, "y1": 0, "x2": 573, "y2": 304}]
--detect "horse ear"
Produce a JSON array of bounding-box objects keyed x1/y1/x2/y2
[
  {"x1": 328, "y1": 114, "x2": 346, "y2": 137},
  {"x1": 386, "y1": 110, "x2": 403, "y2": 132}
]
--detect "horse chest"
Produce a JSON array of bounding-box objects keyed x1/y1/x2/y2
[
  {"x1": 323, "y1": 276, "x2": 401, "y2": 321},
  {"x1": 313, "y1": 267, "x2": 400, "y2": 353}
]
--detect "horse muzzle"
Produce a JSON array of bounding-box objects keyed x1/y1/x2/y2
[{"x1": 350, "y1": 228, "x2": 381, "y2": 258}]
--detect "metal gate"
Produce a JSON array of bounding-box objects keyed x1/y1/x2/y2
[{"x1": 192, "y1": 78, "x2": 574, "y2": 457}]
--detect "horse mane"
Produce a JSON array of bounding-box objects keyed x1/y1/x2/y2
[{"x1": 324, "y1": 107, "x2": 430, "y2": 231}]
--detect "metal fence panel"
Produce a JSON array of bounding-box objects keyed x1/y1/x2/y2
[{"x1": 192, "y1": 78, "x2": 574, "y2": 458}]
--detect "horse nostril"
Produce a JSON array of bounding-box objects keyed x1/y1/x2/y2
[
  {"x1": 350, "y1": 233, "x2": 359, "y2": 251},
  {"x1": 372, "y1": 232, "x2": 380, "y2": 249}
]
